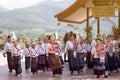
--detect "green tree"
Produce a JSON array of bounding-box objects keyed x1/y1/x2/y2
[{"x1": 112, "y1": 26, "x2": 120, "y2": 40}]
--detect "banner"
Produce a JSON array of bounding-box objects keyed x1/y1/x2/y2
[
  {"x1": 93, "y1": 0, "x2": 115, "y2": 6},
  {"x1": 92, "y1": 6, "x2": 115, "y2": 17}
]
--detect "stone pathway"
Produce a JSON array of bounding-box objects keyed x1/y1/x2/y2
[{"x1": 0, "y1": 52, "x2": 120, "y2": 80}]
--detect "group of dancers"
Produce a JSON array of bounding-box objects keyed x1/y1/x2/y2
[
  {"x1": 63, "y1": 32, "x2": 120, "y2": 78},
  {"x1": 3, "y1": 35, "x2": 63, "y2": 76},
  {"x1": 2, "y1": 31, "x2": 120, "y2": 78}
]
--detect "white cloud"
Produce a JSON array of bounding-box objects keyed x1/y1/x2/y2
[{"x1": 0, "y1": 0, "x2": 46, "y2": 10}]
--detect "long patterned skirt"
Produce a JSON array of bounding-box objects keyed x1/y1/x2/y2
[
  {"x1": 86, "y1": 52, "x2": 94, "y2": 69},
  {"x1": 25, "y1": 57, "x2": 30, "y2": 70},
  {"x1": 7, "y1": 52, "x2": 15, "y2": 71},
  {"x1": 31, "y1": 57, "x2": 38, "y2": 73},
  {"x1": 45, "y1": 59, "x2": 51, "y2": 69},
  {"x1": 77, "y1": 53, "x2": 85, "y2": 69},
  {"x1": 115, "y1": 52, "x2": 120, "y2": 68},
  {"x1": 105, "y1": 53, "x2": 110, "y2": 71},
  {"x1": 94, "y1": 58, "x2": 105, "y2": 76},
  {"x1": 108, "y1": 53, "x2": 118, "y2": 71},
  {"x1": 59, "y1": 56, "x2": 64, "y2": 65},
  {"x1": 38, "y1": 54, "x2": 46, "y2": 71},
  {"x1": 68, "y1": 50, "x2": 80, "y2": 71},
  {"x1": 49, "y1": 54, "x2": 62, "y2": 75},
  {"x1": 14, "y1": 56, "x2": 22, "y2": 74}
]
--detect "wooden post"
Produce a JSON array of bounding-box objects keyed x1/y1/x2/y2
[
  {"x1": 86, "y1": 8, "x2": 89, "y2": 38},
  {"x1": 97, "y1": 17, "x2": 100, "y2": 38},
  {"x1": 119, "y1": 11, "x2": 120, "y2": 28}
]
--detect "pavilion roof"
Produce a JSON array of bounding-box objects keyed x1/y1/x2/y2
[
  {"x1": 55, "y1": 0, "x2": 93, "y2": 24},
  {"x1": 55, "y1": 0, "x2": 117, "y2": 24}
]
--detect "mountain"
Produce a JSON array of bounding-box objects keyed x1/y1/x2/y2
[
  {"x1": 0, "y1": 0, "x2": 76, "y2": 37},
  {"x1": 0, "y1": 0, "x2": 115, "y2": 38},
  {"x1": 0, "y1": 7, "x2": 8, "y2": 12}
]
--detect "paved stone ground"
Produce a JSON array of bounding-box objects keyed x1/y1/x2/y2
[{"x1": 0, "y1": 52, "x2": 120, "y2": 80}]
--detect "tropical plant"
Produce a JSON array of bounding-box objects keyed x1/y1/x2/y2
[{"x1": 112, "y1": 26, "x2": 120, "y2": 40}]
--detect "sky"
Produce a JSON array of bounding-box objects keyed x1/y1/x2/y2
[{"x1": 0, "y1": 0, "x2": 64, "y2": 10}]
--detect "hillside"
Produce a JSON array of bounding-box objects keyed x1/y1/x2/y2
[
  {"x1": 0, "y1": 0, "x2": 115, "y2": 38},
  {"x1": 0, "y1": 0, "x2": 76, "y2": 37}
]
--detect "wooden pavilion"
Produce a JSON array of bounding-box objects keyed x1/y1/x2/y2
[{"x1": 55, "y1": 0, "x2": 120, "y2": 38}]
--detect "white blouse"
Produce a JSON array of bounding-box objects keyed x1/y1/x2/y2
[
  {"x1": 36, "y1": 44, "x2": 46, "y2": 55},
  {"x1": 77, "y1": 43, "x2": 87, "y2": 53},
  {"x1": 12, "y1": 45, "x2": 21, "y2": 57},
  {"x1": 65, "y1": 40, "x2": 74, "y2": 53},
  {"x1": 29, "y1": 47, "x2": 39, "y2": 58},
  {"x1": 91, "y1": 47, "x2": 97, "y2": 58},
  {"x1": 86, "y1": 44, "x2": 94, "y2": 52},
  {"x1": 24, "y1": 48, "x2": 31, "y2": 57},
  {"x1": 3, "y1": 42, "x2": 13, "y2": 53},
  {"x1": 46, "y1": 43, "x2": 51, "y2": 54}
]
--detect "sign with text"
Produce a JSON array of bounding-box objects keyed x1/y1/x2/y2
[
  {"x1": 92, "y1": 7, "x2": 115, "y2": 17},
  {"x1": 93, "y1": 0, "x2": 115, "y2": 6}
]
